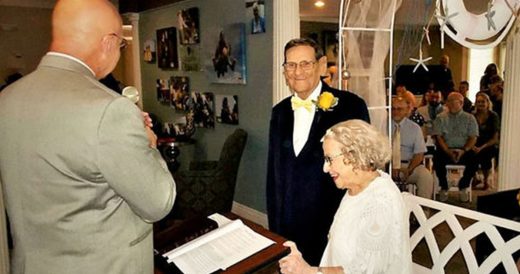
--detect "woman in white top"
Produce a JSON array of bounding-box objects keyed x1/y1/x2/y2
[{"x1": 279, "y1": 119, "x2": 412, "y2": 274}]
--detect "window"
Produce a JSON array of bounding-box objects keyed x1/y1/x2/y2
[{"x1": 467, "y1": 48, "x2": 494, "y2": 102}]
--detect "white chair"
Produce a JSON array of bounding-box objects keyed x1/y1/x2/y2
[
  {"x1": 446, "y1": 164, "x2": 471, "y2": 202},
  {"x1": 433, "y1": 165, "x2": 472, "y2": 202}
]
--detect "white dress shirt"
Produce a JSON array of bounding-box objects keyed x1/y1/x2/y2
[
  {"x1": 293, "y1": 82, "x2": 321, "y2": 156},
  {"x1": 47, "y1": 52, "x2": 96, "y2": 77}
]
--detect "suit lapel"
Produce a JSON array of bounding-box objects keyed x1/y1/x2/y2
[{"x1": 280, "y1": 100, "x2": 296, "y2": 156}]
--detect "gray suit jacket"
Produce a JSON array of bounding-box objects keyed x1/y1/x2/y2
[{"x1": 0, "y1": 54, "x2": 176, "y2": 274}]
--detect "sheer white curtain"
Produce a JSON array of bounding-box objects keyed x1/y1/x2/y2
[{"x1": 340, "y1": 0, "x2": 402, "y2": 133}]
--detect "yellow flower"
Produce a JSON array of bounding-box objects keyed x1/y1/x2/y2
[
  {"x1": 517, "y1": 190, "x2": 520, "y2": 207},
  {"x1": 314, "y1": 92, "x2": 338, "y2": 111}
]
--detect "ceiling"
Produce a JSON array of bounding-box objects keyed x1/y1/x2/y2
[
  {"x1": 300, "y1": 0, "x2": 341, "y2": 23},
  {"x1": 0, "y1": 0, "x2": 341, "y2": 22}
]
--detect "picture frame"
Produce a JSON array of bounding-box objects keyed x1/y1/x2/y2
[{"x1": 156, "y1": 27, "x2": 179, "y2": 69}]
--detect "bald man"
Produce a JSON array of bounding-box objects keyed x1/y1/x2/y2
[
  {"x1": 432, "y1": 92, "x2": 478, "y2": 203},
  {"x1": 0, "y1": 1, "x2": 176, "y2": 273}
]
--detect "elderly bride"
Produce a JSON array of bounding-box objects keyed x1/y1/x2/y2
[{"x1": 279, "y1": 119, "x2": 411, "y2": 274}]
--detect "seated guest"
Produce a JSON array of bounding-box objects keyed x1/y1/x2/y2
[
  {"x1": 395, "y1": 83, "x2": 408, "y2": 96},
  {"x1": 433, "y1": 92, "x2": 479, "y2": 202},
  {"x1": 391, "y1": 97, "x2": 433, "y2": 199},
  {"x1": 480, "y1": 63, "x2": 498, "y2": 93},
  {"x1": 402, "y1": 90, "x2": 426, "y2": 126},
  {"x1": 471, "y1": 92, "x2": 500, "y2": 190},
  {"x1": 458, "y1": 81, "x2": 473, "y2": 113},
  {"x1": 488, "y1": 75, "x2": 503, "y2": 119},
  {"x1": 279, "y1": 119, "x2": 412, "y2": 274},
  {"x1": 417, "y1": 89, "x2": 446, "y2": 136}
]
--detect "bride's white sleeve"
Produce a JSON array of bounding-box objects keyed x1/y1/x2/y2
[{"x1": 343, "y1": 191, "x2": 405, "y2": 274}]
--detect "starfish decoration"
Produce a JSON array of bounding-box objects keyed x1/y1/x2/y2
[
  {"x1": 436, "y1": 6, "x2": 459, "y2": 49},
  {"x1": 436, "y1": 6, "x2": 459, "y2": 28},
  {"x1": 409, "y1": 48, "x2": 432, "y2": 73},
  {"x1": 423, "y1": 26, "x2": 431, "y2": 45},
  {"x1": 485, "y1": 1, "x2": 497, "y2": 31}
]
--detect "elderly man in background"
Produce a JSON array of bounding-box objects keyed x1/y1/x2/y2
[
  {"x1": 0, "y1": 1, "x2": 176, "y2": 273},
  {"x1": 432, "y1": 92, "x2": 479, "y2": 202},
  {"x1": 391, "y1": 97, "x2": 433, "y2": 199}
]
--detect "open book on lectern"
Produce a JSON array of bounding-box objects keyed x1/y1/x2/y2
[{"x1": 160, "y1": 213, "x2": 275, "y2": 274}]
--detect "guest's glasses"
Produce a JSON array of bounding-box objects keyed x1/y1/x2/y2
[
  {"x1": 283, "y1": 60, "x2": 317, "y2": 72},
  {"x1": 110, "y1": 33, "x2": 128, "y2": 49},
  {"x1": 324, "y1": 152, "x2": 345, "y2": 165}
]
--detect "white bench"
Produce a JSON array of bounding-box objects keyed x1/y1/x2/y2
[{"x1": 402, "y1": 192, "x2": 520, "y2": 273}]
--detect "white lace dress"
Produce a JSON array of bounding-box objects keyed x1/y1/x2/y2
[{"x1": 319, "y1": 171, "x2": 412, "y2": 274}]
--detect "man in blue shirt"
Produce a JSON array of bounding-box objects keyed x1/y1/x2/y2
[
  {"x1": 391, "y1": 97, "x2": 433, "y2": 199},
  {"x1": 432, "y1": 92, "x2": 479, "y2": 202}
]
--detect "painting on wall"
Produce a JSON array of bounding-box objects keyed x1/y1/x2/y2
[
  {"x1": 215, "y1": 94, "x2": 238, "y2": 125},
  {"x1": 191, "y1": 92, "x2": 215, "y2": 128},
  {"x1": 143, "y1": 39, "x2": 156, "y2": 63},
  {"x1": 177, "y1": 7, "x2": 200, "y2": 45},
  {"x1": 156, "y1": 78, "x2": 170, "y2": 104},
  {"x1": 170, "y1": 76, "x2": 190, "y2": 111},
  {"x1": 156, "y1": 27, "x2": 178, "y2": 69},
  {"x1": 206, "y1": 23, "x2": 246, "y2": 84},
  {"x1": 245, "y1": 0, "x2": 266, "y2": 34},
  {"x1": 179, "y1": 45, "x2": 200, "y2": 71}
]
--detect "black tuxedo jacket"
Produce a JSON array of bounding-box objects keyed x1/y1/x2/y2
[{"x1": 266, "y1": 82, "x2": 370, "y2": 264}]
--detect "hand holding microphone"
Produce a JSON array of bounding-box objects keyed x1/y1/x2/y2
[{"x1": 122, "y1": 86, "x2": 157, "y2": 148}]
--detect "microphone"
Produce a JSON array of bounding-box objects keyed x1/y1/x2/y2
[{"x1": 122, "y1": 86, "x2": 140, "y2": 104}]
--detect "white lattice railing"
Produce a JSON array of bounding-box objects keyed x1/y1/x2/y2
[{"x1": 402, "y1": 193, "x2": 520, "y2": 273}]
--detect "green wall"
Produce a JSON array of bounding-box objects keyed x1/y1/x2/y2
[{"x1": 138, "y1": 0, "x2": 273, "y2": 212}]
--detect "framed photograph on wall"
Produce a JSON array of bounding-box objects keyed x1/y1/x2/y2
[
  {"x1": 191, "y1": 92, "x2": 215, "y2": 128},
  {"x1": 245, "y1": 0, "x2": 266, "y2": 34},
  {"x1": 170, "y1": 76, "x2": 190, "y2": 110},
  {"x1": 156, "y1": 78, "x2": 170, "y2": 105},
  {"x1": 177, "y1": 7, "x2": 200, "y2": 45},
  {"x1": 216, "y1": 94, "x2": 238, "y2": 125},
  {"x1": 206, "y1": 24, "x2": 247, "y2": 84},
  {"x1": 179, "y1": 45, "x2": 200, "y2": 71},
  {"x1": 143, "y1": 39, "x2": 156, "y2": 63},
  {"x1": 156, "y1": 27, "x2": 178, "y2": 69}
]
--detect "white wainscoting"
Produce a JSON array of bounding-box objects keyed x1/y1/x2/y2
[{"x1": 231, "y1": 202, "x2": 268, "y2": 228}]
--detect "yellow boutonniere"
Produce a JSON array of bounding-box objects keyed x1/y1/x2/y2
[
  {"x1": 313, "y1": 92, "x2": 339, "y2": 112},
  {"x1": 517, "y1": 190, "x2": 520, "y2": 207}
]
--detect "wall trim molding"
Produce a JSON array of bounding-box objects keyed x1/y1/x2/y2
[{"x1": 231, "y1": 202, "x2": 268, "y2": 228}]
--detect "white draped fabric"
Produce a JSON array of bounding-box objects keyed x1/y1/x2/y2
[{"x1": 339, "y1": 0, "x2": 402, "y2": 134}]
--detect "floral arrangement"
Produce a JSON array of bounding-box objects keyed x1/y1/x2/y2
[{"x1": 313, "y1": 92, "x2": 338, "y2": 111}]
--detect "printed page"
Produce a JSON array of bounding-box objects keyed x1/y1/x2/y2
[
  {"x1": 163, "y1": 219, "x2": 275, "y2": 274},
  {"x1": 208, "y1": 213, "x2": 233, "y2": 226}
]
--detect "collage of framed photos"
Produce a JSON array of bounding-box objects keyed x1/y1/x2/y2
[{"x1": 145, "y1": 1, "x2": 265, "y2": 133}]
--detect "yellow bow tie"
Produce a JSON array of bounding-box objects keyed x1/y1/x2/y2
[{"x1": 291, "y1": 96, "x2": 314, "y2": 112}]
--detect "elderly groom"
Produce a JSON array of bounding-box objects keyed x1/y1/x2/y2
[{"x1": 267, "y1": 38, "x2": 369, "y2": 264}]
